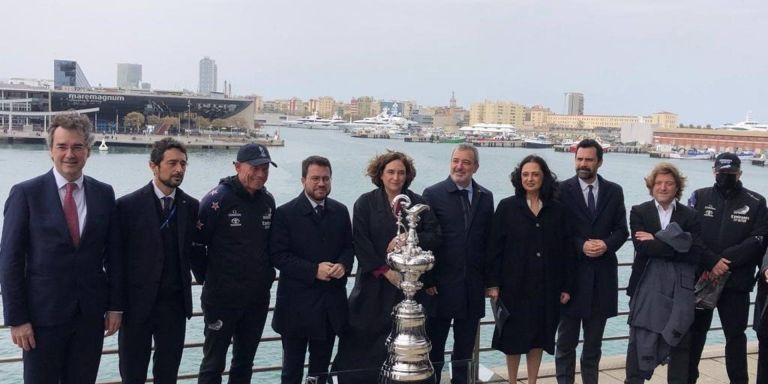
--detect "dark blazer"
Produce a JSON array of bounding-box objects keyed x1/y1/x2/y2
[
  {"x1": 627, "y1": 200, "x2": 703, "y2": 297},
  {"x1": 116, "y1": 182, "x2": 199, "y2": 324},
  {"x1": 0, "y1": 170, "x2": 123, "y2": 327},
  {"x1": 559, "y1": 175, "x2": 628, "y2": 319},
  {"x1": 422, "y1": 176, "x2": 494, "y2": 320},
  {"x1": 269, "y1": 193, "x2": 354, "y2": 338}
]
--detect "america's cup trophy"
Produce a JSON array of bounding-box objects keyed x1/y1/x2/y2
[{"x1": 380, "y1": 194, "x2": 436, "y2": 383}]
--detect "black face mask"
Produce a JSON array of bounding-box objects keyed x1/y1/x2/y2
[{"x1": 715, "y1": 173, "x2": 739, "y2": 190}]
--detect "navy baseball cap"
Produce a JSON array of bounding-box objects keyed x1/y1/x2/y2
[
  {"x1": 236, "y1": 143, "x2": 277, "y2": 167},
  {"x1": 713, "y1": 153, "x2": 740, "y2": 172}
]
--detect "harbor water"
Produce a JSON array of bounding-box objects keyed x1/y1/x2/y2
[{"x1": 0, "y1": 127, "x2": 766, "y2": 382}]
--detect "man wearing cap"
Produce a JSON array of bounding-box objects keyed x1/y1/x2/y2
[
  {"x1": 668, "y1": 153, "x2": 768, "y2": 384},
  {"x1": 192, "y1": 143, "x2": 278, "y2": 384}
]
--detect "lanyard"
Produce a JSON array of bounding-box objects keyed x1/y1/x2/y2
[{"x1": 160, "y1": 205, "x2": 177, "y2": 230}]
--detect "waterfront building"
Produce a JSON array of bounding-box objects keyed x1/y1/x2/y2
[
  {"x1": 565, "y1": 92, "x2": 584, "y2": 115},
  {"x1": 198, "y1": 56, "x2": 217, "y2": 95},
  {"x1": 53, "y1": 59, "x2": 91, "y2": 89},
  {"x1": 653, "y1": 127, "x2": 768, "y2": 152},
  {"x1": 316, "y1": 96, "x2": 336, "y2": 118},
  {"x1": 0, "y1": 83, "x2": 255, "y2": 134},
  {"x1": 117, "y1": 63, "x2": 142, "y2": 89},
  {"x1": 469, "y1": 100, "x2": 526, "y2": 127}
]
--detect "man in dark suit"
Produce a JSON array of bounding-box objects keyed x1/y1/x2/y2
[
  {"x1": 755, "y1": 249, "x2": 768, "y2": 384},
  {"x1": 117, "y1": 138, "x2": 199, "y2": 384},
  {"x1": 555, "y1": 139, "x2": 628, "y2": 384},
  {"x1": 422, "y1": 144, "x2": 494, "y2": 384},
  {"x1": 270, "y1": 156, "x2": 353, "y2": 384},
  {"x1": 0, "y1": 113, "x2": 123, "y2": 383},
  {"x1": 625, "y1": 162, "x2": 702, "y2": 383}
]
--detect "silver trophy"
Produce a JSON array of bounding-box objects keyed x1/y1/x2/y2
[{"x1": 380, "y1": 194, "x2": 436, "y2": 383}]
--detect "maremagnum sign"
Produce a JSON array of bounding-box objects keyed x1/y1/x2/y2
[{"x1": 51, "y1": 90, "x2": 252, "y2": 121}]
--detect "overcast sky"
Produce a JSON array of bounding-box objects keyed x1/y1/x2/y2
[{"x1": 2, "y1": 0, "x2": 766, "y2": 125}]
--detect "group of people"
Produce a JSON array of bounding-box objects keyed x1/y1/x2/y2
[{"x1": 0, "y1": 113, "x2": 767, "y2": 384}]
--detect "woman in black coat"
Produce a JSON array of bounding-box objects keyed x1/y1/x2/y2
[
  {"x1": 333, "y1": 151, "x2": 441, "y2": 383},
  {"x1": 485, "y1": 155, "x2": 575, "y2": 384}
]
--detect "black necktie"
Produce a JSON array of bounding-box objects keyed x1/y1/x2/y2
[
  {"x1": 587, "y1": 185, "x2": 596, "y2": 218},
  {"x1": 314, "y1": 204, "x2": 324, "y2": 218},
  {"x1": 162, "y1": 196, "x2": 173, "y2": 217},
  {"x1": 459, "y1": 189, "x2": 471, "y2": 230}
]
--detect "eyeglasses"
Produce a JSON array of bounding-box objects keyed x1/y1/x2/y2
[{"x1": 53, "y1": 144, "x2": 87, "y2": 153}]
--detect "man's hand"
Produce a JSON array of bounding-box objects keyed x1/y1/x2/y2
[
  {"x1": 711, "y1": 258, "x2": 731, "y2": 278},
  {"x1": 425, "y1": 287, "x2": 438, "y2": 296},
  {"x1": 763, "y1": 268, "x2": 768, "y2": 283},
  {"x1": 583, "y1": 239, "x2": 608, "y2": 257},
  {"x1": 384, "y1": 269, "x2": 402, "y2": 288},
  {"x1": 486, "y1": 287, "x2": 499, "y2": 301},
  {"x1": 328, "y1": 263, "x2": 346, "y2": 279},
  {"x1": 316, "y1": 262, "x2": 334, "y2": 281},
  {"x1": 10, "y1": 323, "x2": 35, "y2": 351},
  {"x1": 634, "y1": 231, "x2": 654, "y2": 242},
  {"x1": 560, "y1": 292, "x2": 571, "y2": 304},
  {"x1": 104, "y1": 312, "x2": 122, "y2": 337}
]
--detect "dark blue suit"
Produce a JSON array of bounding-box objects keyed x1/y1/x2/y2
[
  {"x1": 270, "y1": 193, "x2": 353, "y2": 384},
  {"x1": 0, "y1": 169, "x2": 123, "y2": 383},
  {"x1": 422, "y1": 177, "x2": 494, "y2": 384},
  {"x1": 116, "y1": 182, "x2": 199, "y2": 383},
  {"x1": 555, "y1": 175, "x2": 628, "y2": 384}
]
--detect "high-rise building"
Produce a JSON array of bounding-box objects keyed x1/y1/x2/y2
[
  {"x1": 199, "y1": 56, "x2": 217, "y2": 95},
  {"x1": 469, "y1": 100, "x2": 526, "y2": 127},
  {"x1": 565, "y1": 92, "x2": 584, "y2": 115},
  {"x1": 117, "y1": 63, "x2": 142, "y2": 89},
  {"x1": 53, "y1": 60, "x2": 91, "y2": 89}
]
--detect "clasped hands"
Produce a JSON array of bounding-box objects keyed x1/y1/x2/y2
[
  {"x1": 583, "y1": 239, "x2": 607, "y2": 257},
  {"x1": 316, "y1": 262, "x2": 346, "y2": 281}
]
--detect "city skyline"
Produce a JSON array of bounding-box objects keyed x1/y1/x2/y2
[{"x1": 1, "y1": 0, "x2": 766, "y2": 125}]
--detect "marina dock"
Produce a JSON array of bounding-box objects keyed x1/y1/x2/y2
[{"x1": 0, "y1": 130, "x2": 284, "y2": 149}]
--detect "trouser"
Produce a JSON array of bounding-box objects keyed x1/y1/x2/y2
[
  {"x1": 555, "y1": 314, "x2": 608, "y2": 384},
  {"x1": 668, "y1": 289, "x2": 750, "y2": 384},
  {"x1": 425, "y1": 316, "x2": 479, "y2": 384},
  {"x1": 197, "y1": 302, "x2": 269, "y2": 384},
  {"x1": 119, "y1": 295, "x2": 187, "y2": 384},
  {"x1": 280, "y1": 322, "x2": 336, "y2": 384},
  {"x1": 23, "y1": 310, "x2": 105, "y2": 384},
  {"x1": 623, "y1": 327, "x2": 650, "y2": 384}
]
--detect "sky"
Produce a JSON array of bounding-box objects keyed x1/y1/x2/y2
[{"x1": 2, "y1": 0, "x2": 766, "y2": 125}]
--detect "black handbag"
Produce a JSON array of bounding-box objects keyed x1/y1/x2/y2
[{"x1": 694, "y1": 270, "x2": 731, "y2": 310}]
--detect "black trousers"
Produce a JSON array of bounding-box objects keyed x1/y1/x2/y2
[
  {"x1": 197, "y1": 302, "x2": 269, "y2": 384},
  {"x1": 280, "y1": 322, "x2": 336, "y2": 384},
  {"x1": 668, "y1": 289, "x2": 751, "y2": 384},
  {"x1": 555, "y1": 314, "x2": 608, "y2": 384},
  {"x1": 23, "y1": 310, "x2": 105, "y2": 384},
  {"x1": 119, "y1": 295, "x2": 187, "y2": 384},
  {"x1": 426, "y1": 316, "x2": 479, "y2": 384}
]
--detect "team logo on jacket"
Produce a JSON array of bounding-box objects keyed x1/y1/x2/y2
[
  {"x1": 703, "y1": 204, "x2": 716, "y2": 218},
  {"x1": 228, "y1": 210, "x2": 242, "y2": 227},
  {"x1": 262, "y1": 208, "x2": 272, "y2": 229},
  {"x1": 731, "y1": 205, "x2": 750, "y2": 223}
]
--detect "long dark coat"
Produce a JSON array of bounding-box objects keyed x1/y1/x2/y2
[
  {"x1": 485, "y1": 195, "x2": 575, "y2": 354},
  {"x1": 269, "y1": 193, "x2": 354, "y2": 339},
  {"x1": 558, "y1": 175, "x2": 628, "y2": 319},
  {"x1": 333, "y1": 188, "x2": 440, "y2": 383},
  {"x1": 752, "y1": 249, "x2": 768, "y2": 335},
  {"x1": 421, "y1": 176, "x2": 494, "y2": 320}
]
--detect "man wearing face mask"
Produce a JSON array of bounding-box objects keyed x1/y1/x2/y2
[{"x1": 668, "y1": 153, "x2": 768, "y2": 384}]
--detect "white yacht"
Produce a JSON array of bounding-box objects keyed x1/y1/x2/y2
[
  {"x1": 285, "y1": 113, "x2": 345, "y2": 130},
  {"x1": 458, "y1": 123, "x2": 519, "y2": 140},
  {"x1": 718, "y1": 112, "x2": 768, "y2": 132}
]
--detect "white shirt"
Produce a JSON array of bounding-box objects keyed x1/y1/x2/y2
[
  {"x1": 152, "y1": 179, "x2": 177, "y2": 204},
  {"x1": 455, "y1": 183, "x2": 474, "y2": 205},
  {"x1": 53, "y1": 168, "x2": 86, "y2": 236},
  {"x1": 654, "y1": 199, "x2": 677, "y2": 230},
  {"x1": 578, "y1": 177, "x2": 599, "y2": 207}
]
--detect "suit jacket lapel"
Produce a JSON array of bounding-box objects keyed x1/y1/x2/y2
[
  {"x1": 44, "y1": 171, "x2": 72, "y2": 244},
  {"x1": 594, "y1": 175, "x2": 609, "y2": 219},
  {"x1": 176, "y1": 188, "x2": 188, "y2": 253},
  {"x1": 646, "y1": 201, "x2": 663, "y2": 233},
  {"x1": 568, "y1": 177, "x2": 591, "y2": 221},
  {"x1": 80, "y1": 177, "x2": 97, "y2": 245}
]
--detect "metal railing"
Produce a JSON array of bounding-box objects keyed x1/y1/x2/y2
[{"x1": 0, "y1": 262, "x2": 759, "y2": 383}]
